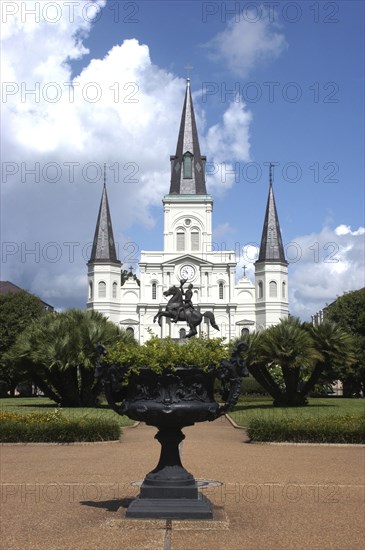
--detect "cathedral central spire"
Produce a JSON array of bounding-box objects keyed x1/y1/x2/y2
[{"x1": 169, "y1": 79, "x2": 207, "y2": 195}]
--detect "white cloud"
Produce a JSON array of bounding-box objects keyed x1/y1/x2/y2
[
  {"x1": 288, "y1": 225, "x2": 365, "y2": 320},
  {"x1": 335, "y1": 224, "x2": 365, "y2": 236},
  {"x1": 203, "y1": 101, "x2": 252, "y2": 193},
  {"x1": 213, "y1": 222, "x2": 236, "y2": 239},
  {"x1": 205, "y1": 9, "x2": 287, "y2": 77},
  {"x1": 1, "y1": 5, "x2": 255, "y2": 309},
  {"x1": 235, "y1": 244, "x2": 259, "y2": 282}
]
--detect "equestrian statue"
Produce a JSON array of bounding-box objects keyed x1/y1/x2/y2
[{"x1": 153, "y1": 278, "x2": 219, "y2": 338}]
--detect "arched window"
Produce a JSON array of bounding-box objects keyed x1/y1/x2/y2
[
  {"x1": 152, "y1": 282, "x2": 157, "y2": 300},
  {"x1": 219, "y1": 282, "x2": 224, "y2": 300},
  {"x1": 89, "y1": 281, "x2": 93, "y2": 300},
  {"x1": 98, "y1": 281, "x2": 106, "y2": 298},
  {"x1": 183, "y1": 152, "x2": 193, "y2": 179},
  {"x1": 282, "y1": 281, "x2": 286, "y2": 298},
  {"x1": 179, "y1": 328, "x2": 186, "y2": 339},
  {"x1": 191, "y1": 229, "x2": 200, "y2": 251},
  {"x1": 112, "y1": 282, "x2": 117, "y2": 298},
  {"x1": 258, "y1": 281, "x2": 263, "y2": 299},
  {"x1": 126, "y1": 327, "x2": 134, "y2": 337},
  {"x1": 241, "y1": 328, "x2": 249, "y2": 338},
  {"x1": 269, "y1": 281, "x2": 277, "y2": 298},
  {"x1": 176, "y1": 230, "x2": 185, "y2": 251}
]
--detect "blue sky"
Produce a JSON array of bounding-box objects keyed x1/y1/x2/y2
[{"x1": 1, "y1": 0, "x2": 364, "y2": 318}]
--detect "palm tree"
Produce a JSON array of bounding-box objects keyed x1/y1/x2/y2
[
  {"x1": 240, "y1": 318, "x2": 355, "y2": 406},
  {"x1": 238, "y1": 331, "x2": 283, "y2": 402},
  {"x1": 299, "y1": 321, "x2": 355, "y2": 398},
  {"x1": 260, "y1": 318, "x2": 321, "y2": 405},
  {"x1": 240, "y1": 318, "x2": 321, "y2": 406},
  {"x1": 7, "y1": 309, "x2": 136, "y2": 406}
]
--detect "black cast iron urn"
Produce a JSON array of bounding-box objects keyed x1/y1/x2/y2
[{"x1": 96, "y1": 341, "x2": 248, "y2": 519}]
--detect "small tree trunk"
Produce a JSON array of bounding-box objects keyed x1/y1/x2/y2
[
  {"x1": 299, "y1": 363, "x2": 326, "y2": 398},
  {"x1": 31, "y1": 373, "x2": 62, "y2": 404},
  {"x1": 79, "y1": 366, "x2": 98, "y2": 407},
  {"x1": 281, "y1": 366, "x2": 306, "y2": 406},
  {"x1": 247, "y1": 365, "x2": 283, "y2": 401}
]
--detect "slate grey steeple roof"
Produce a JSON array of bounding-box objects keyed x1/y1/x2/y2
[
  {"x1": 89, "y1": 168, "x2": 120, "y2": 265},
  {"x1": 257, "y1": 165, "x2": 287, "y2": 264},
  {"x1": 169, "y1": 79, "x2": 207, "y2": 195}
]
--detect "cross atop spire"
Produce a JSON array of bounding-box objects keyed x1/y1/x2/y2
[
  {"x1": 257, "y1": 167, "x2": 287, "y2": 264},
  {"x1": 184, "y1": 63, "x2": 193, "y2": 79},
  {"x1": 88, "y1": 171, "x2": 120, "y2": 265},
  {"x1": 269, "y1": 162, "x2": 273, "y2": 186},
  {"x1": 169, "y1": 79, "x2": 207, "y2": 195}
]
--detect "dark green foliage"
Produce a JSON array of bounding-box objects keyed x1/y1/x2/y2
[
  {"x1": 0, "y1": 291, "x2": 45, "y2": 352},
  {"x1": 238, "y1": 317, "x2": 355, "y2": 407},
  {"x1": 324, "y1": 288, "x2": 365, "y2": 396},
  {"x1": 5, "y1": 309, "x2": 135, "y2": 407},
  {"x1": 246, "y1": 414, "x2": 365, "y2": 444},
  {"x1": 0, "y1": 291, "x2": 46, "y2": 395},
  {"x1": 0, "y1": 411, "x2": 121, "y2": 443},
  {"x1": 240, "y1": 376, "x2": 268, "y2": 396}
]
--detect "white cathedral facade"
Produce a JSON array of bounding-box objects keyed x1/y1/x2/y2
[{"x1": 87, "y1": 80, "x2": 289, "y2": 342}]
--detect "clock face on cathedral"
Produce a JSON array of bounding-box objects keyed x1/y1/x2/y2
[{"x1": 179, "y1": 264, "x2": 196, "y2": 281}]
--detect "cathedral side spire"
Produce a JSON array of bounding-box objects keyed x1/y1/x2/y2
[
  {"x1": 169, "y1": 79, "x2": 207, "y2": 195},
  {"x1": 257, "y1": 166, "x2": 287, "y2": 264},
  {"x1": 89, "y1": 170, "x2": 120, "y2": 264}
]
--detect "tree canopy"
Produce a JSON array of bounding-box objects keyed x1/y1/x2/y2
[
  {"x1": 0, "y1": 291, "x2": 46, "y2": 395},
  {"x1": 0, "y1": 291, "x2": 45, "y2": 354},
  {"x1": 323, "y1": 288, "x2": 365, "y2": 395}
]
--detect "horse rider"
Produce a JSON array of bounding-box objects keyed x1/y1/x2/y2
[{"x1": 173, "y1": 281, "x2": 194, "y2": 322}]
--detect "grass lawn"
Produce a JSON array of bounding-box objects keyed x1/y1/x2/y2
[
  {"x1": 230, "y1": 397, "x2": 365, "y2": 427},
  {"x1": 0, "y1": 397, "x2": 134, "y2": 427}
]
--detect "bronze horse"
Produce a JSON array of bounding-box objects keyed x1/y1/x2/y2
[{"x1": 153, "y1": 285, "x2": 220, "y2": 338}]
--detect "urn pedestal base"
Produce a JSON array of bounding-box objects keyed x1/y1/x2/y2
[
  {"x1": 126, "y1": 426, "x2": 213, "y2": 519},
  {"x1": 126, "y1": 493, "x2": 213, "y2": 519}
]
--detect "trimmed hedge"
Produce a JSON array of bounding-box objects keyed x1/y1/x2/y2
[
  {"x1": 240, "y1": 376, "x2": 268, "y2": 396},
  {"x1": 246, "y1": 414, "x2": 365, "y2": 444},
  {"x1": 215, "y1": 376, "x2": 268, "y2": 397},
  {"x1": 0, "y1": 411, "x2": 121, "y2": 443}
]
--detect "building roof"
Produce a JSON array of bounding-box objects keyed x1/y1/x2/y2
[
  {"x1": 0, "y1": 281, "x2": 54, "y2": 311},
  {"x1": 257, "y1": 166, "x2": 287, "y2": 264},
  {"x1": 89, "y1": 169, "x2": 121, "y2": 265},
  {"x1": 169, "y1": 79, "x2": 207, "y2": 195}
]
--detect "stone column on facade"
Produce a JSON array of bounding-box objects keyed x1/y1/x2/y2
[
  {"x1": 161, "y1": 315, "x2": 165, "y2": 338},
  {"x1": 206, "y1": 271, "x2": 210, "y2": 298},
  {"x1": 229, "y1": 266, "x2": 235, "y2": 302},
  {"x1": 230, "y1": 310, "x2": 235, "y2": 341},
  {"x1": 167, "y1": 317, "x2": 172, "y2": 338}
]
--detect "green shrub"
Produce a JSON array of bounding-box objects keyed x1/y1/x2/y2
[
  {"x1": 0, "y1": 410, "x2": 121, "y2": 443},
  {"x1": 246, "y1": 414, "x2": 365, "y2": 444},
  {"x1": 240, "y1": 376, "x2": 268, "y2": 396},
  {"x1": 107, "y1": 334, "x2": 229, "y2": 377}
]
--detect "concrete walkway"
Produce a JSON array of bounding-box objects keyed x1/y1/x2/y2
[{"x1": 1, "y1": 417, "x2": 364, "y2": 549}]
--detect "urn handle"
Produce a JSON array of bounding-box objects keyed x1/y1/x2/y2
[
  {"x1": 95, "y1": 344, "x2": 129, "y2": 416},
  {"x1": 215, "y1": 341, "x2": 248, "y2": 417}
]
